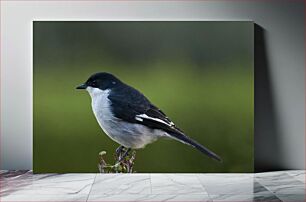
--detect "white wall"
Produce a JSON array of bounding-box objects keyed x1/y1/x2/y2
[{"x1": 1, "y1": 1, "x2": 304, "y2": 171}]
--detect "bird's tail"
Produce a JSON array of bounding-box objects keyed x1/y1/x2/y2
[{"x1": 167, "y1": 131, "x2": 222, "y2": 162}]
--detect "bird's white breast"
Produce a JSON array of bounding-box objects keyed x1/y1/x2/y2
[
  {"x1": 86, "y1": 87, "x2": 116, "y2": 137},
  {"x1": 86, "y1": 87, "x2": 163, "y2": 149}
]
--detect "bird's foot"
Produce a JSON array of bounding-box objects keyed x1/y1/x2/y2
[
  {"x1": 117, "y1": 148, "x2": 131, "y2": 163},
  {"x1": 115, "y1": 145, "x2": 124, "y2": 156},
  {"x1": 115, "y1": 145, "x2": 128, "y2": 162}
]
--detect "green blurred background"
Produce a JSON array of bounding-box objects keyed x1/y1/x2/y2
[{"x1": 33, "y1": 21, "x2": 253, "y2": 173}]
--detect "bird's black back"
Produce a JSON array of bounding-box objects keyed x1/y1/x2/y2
[
  {"x1": 109, "y1": 83, "x2": 151, "y2": 123},
  {"x1": 108, "y1": 78, "x2": 222, "y2": 162}
]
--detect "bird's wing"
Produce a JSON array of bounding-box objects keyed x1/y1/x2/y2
[
  {"x1": 108, "y1": 85, "x2": 151, "y2": 123},
  {"x1": 134, "y1": 104, "x2": 183, "y2": 134},
  {"x1": 108, "y1": 87, "x2": 221, "y2": 162},
  {"x1": 135, "y1": 105, "x2": 222, "y2": 162},
  {"x1": 108, "y1": 86, "x2": 181, "y2": 133}
]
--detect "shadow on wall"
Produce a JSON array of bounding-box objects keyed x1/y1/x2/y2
[{"x1": 254, "y1": 24, "x2": 284, "y2": 172}]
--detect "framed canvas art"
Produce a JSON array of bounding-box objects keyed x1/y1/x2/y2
[{"x1": 33, "y1": 21, "x2": 253, "y2": 173}]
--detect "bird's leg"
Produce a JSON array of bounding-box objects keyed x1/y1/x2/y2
[
  {"x1": 116, "y1": 145, "x2": 124, "y2": 157},
  {"x1": 118, "y1": 148, "x2": 131, "y2": 162},
  {"x1": 115, "y1": 145, "x2": 126, "y2": 163}
]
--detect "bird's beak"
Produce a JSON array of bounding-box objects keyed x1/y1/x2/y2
[{"x1": 76, "y1": 83, "x2": 87, "y2": 89}]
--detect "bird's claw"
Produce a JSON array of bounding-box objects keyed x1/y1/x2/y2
[
  {"x1": 116, "y1": 145, "x2": 124, "y2": 156},
  {"x1": 116, "y1": 148, "x2": 131, "y2": 163}
]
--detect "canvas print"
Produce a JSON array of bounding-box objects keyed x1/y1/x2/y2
[{"x1": 34, "y1": 21, "x2": 253, "y2": 173}]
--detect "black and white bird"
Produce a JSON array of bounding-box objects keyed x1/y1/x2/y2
[{"x1": 76, "y1": 72, "x2": 221, "y2": 162}]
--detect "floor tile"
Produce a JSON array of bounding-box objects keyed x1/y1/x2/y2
[
  {"x1": 1, "y1": 173, "x2": 96, "y2": 196},
  {"x1": 252, "y1": 181, "x2": 283, "y2": 201},
  {"x1": 198, "y1": 174, "x2": 254, "y2": 195},
  {"x1": 0, "y1": 170, "x2": 8, "y2": 174},
  {"x1": 275, "y1": 194, "x2": 305, "y2": 202},
  {"x1": 88, "y1": 194, "x2": 211, "y2": 202},
  {"x1": 286, "y1": 170, "x2": 305, "y2": 183},
  {"x1": 90, "y1": 174, "x2": 151, "y2": 195},
  {"x1": 255, "y1": 170, "x2": 292, "y2": 178},
  {"x1": 254, "y1": 181, "x2": 270, "y2": 194},
  {"x1": 211, "y1": 194, "x2": 253, "y2": 201},
  {"x1": 256, "y1": 173, "x2": 305, "y2": 195},
  {"x1": 1, "y1": 170, "x2": 306, "y2": 202},
  {"x1": 1, "y1": 171, "x2": 51, "y2": 196},
  {"x1": 0, "y1": 194, "x2": 88, "y2": 201},
  {"x1": 211, "y1": 193, "x2": 282, "y2": 201},
  {"x1": 253, "y1": 194, "x2": 282, "y2": 201},
  {"x1": 150, "y1": 174, "x2": 207, "y2": 195}
]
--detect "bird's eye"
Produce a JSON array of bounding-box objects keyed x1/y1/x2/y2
[{"x1": 90, "y1": 81, "x2": 97, "y2": 87}]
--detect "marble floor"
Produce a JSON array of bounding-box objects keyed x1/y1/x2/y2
[{"x1": 0, "y1": 170, "x2": 305, "y2": 202}]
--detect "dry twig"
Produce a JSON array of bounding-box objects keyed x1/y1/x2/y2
[{"x1": 98, "y1": 148, "x2": 136, "y2": 173}]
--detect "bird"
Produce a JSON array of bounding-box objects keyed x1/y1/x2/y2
[{"x1": 76, "y1": 72, "x2": 221, "y2": 162}]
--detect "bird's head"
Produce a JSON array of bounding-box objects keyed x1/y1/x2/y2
[{"x1": 76, "y1": 72, "x2": 121, "y2": 95}]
